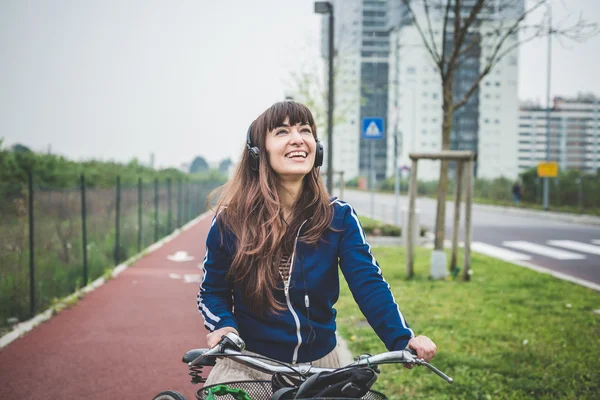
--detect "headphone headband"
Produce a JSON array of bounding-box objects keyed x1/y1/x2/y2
[{"x1": 245, "y1": 121, "x2": 323, "y2": 172}]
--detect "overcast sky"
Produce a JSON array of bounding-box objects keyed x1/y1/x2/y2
[{"x1": 1, "y1": 0, "x2": 599, "y2": 169}]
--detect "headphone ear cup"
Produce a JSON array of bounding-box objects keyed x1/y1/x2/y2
[
  {"x1": 248, "y1": 146, "x2": 260, "y2": 171},
  {"x1": 314, "y1": 141, "x2": 324, "y2": 168}
]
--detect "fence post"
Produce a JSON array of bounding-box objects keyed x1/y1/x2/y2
[
  {"x1": 154, "y1": 178, "x2": 159, "y2": 242},
  {"x1": 450, "y1": 161, "x2": 464, "y2": 272},
  {"x1": 406, "y1": 159, "x2": 418, "y2": 279},
  {"x1": 138, "y1": 178, "x2": 142, "y2": 253},
  {"x1": 183, "y1": 183, "x2": 188, "y2": 224},
  {"x1": 27, "y1": 168, "x2": 35, "y2": 317},
  {"x1": 177, "y1": 178, "x2": 183, "y2": 228},
  {"x1": 80, "y1": 174, "x2": 88, "y2": 285},
  {"x1": 167, "y1": 178, "x2": 173, "y2": 233},
  {"x1": 186, "y1": 183, "x2": 191, "y2": 223},
  {"x1": 114, "y1": 176, "x2": 121, "y2": 266},
  {"x1": 463, "y1": 160, "x2": 474, "y2": 282}
]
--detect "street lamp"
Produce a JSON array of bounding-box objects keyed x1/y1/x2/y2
[{"x1": 314, "y1": 1, "x2": 334, "y2": 194}]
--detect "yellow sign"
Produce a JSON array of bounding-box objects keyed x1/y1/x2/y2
[{"x1": 537, "y1": 162, "x2": 558, "y2": 178}]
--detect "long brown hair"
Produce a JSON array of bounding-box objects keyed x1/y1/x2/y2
[{"x1": 208, "y1": 101, "x2": 333, "y2": 315}]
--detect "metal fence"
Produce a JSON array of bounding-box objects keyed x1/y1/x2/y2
[{"x1": 0, "y1": 172, "x2": 221, "y2": 329}]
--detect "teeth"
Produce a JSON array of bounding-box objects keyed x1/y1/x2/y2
[{"x1": 286, "y1": 151, "x2": 307, "y2": 158}]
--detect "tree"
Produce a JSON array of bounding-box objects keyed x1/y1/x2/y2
[
  {"x1": 11, "y1": 143, "x2": 32, "y2": 153},
  {"x1": 400, "y1": 0, "x2": 597, "y2": 251},
  {"x1": 218, "y1": 158, "x2": 233, "y2": 175},
  {"x1": 189, "y1": 156, "x2": 209, "y2": 174}
]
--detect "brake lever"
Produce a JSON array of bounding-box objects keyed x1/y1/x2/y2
[
  {"x1": 189, "y1": 332, "x2": 246, "y2": 367},
  {"x1": 404, "y1": 349, "x2": 453, "y2": 383}
]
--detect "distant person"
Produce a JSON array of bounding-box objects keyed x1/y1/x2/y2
[
  {"x1": 512, "y1": 181, "x2": 522, "y2": 205},
  {"x1": 197, "y1": 100, "x2": 437, "y2": 385}
]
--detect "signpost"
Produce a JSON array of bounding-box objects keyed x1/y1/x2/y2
[
  {"x1": 362, "y1": 117, "x2": 384, "y2": 218},
  {"x1": 537, "y1": 161, "x2": 558, "y2": 178}
]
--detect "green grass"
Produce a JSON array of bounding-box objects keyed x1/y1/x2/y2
[{"x1": 335, "y1": 246, "x2": 600, "y2": 399}]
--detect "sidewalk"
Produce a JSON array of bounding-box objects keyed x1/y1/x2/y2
[{"x1": 0, "y1": 214, "x2": 214, "y2": 400}]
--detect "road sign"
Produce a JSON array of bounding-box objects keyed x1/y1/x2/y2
[
  {"x1": 362, "y1": 117, "x2": 384, "y2": 139},
  {"x1": 537, "y1": 162, "x2": 558, "y2": 178}
]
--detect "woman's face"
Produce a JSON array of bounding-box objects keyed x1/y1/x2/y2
[{"x1": 264, "y1": 117, "x2": 317, "y2": 181}]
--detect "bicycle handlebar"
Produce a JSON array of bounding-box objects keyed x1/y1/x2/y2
[{"x1": 190, "y1": 333, "x2": 453, "y2": 384}]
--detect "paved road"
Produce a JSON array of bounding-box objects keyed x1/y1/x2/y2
[
  {"x1": 0, "y1": 216, "x2": 213, "y2": 399},
  {"x1": 341, "y1": 189, "x2": 600, "y2": 286}
]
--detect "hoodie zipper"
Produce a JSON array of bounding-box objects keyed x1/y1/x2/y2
[{"x1": 284, "y1": 220, "x2": 307, "y2": 364}]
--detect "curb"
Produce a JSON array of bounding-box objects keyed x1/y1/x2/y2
[
  {"x1": 335, "y1": 332, "x2": 354, "y2": 365},
  {"x1": 420, "y1": 237, "x2": 600, "y2": 292},
  {"x1": 0, "y1": 211, "x2": 213, "y2": 349},
  {"x1": 472, "y1": 203, "x2": 600, "y2": 226}
]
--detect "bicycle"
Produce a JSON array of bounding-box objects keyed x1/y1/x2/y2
[{"x1": 152, "y1": 332, "x2": 453, "y2": 400}]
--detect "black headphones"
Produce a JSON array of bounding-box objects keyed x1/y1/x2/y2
[{"x1": 246, "y1": 122, "x2": 324, "y2": 171}]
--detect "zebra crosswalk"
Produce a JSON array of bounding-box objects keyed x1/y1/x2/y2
[
  {"x1": 503, "y1": 241, "x2": 586, "y2": 260},
  {"x1": 469, "y1": 239, "x2": 600, "y2": 263}
]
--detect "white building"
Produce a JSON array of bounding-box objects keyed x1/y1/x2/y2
[
  {"x1": 387, "y1": 0, "x2": 522, "y2": 181},
  {"x1": 320, "y1": 0, "x2": 391, "y2": 183},
  {"x1": 518, "y1": 94, "x2": 600, "y2": 174}
]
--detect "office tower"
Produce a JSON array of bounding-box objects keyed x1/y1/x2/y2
[
  {"x1": 519, "y1": 94, "x2": 600, "y2": 174},
  {"x1": 320, "y1": 0, "x2": 391, "y2": 183},
  {"x1": 387, "y1": 0, "x2": 523, "y2": 181}
]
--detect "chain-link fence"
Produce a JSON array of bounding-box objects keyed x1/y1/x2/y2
[{"x1": 0, "y1": 172, "x2": 221, "y2": 329}]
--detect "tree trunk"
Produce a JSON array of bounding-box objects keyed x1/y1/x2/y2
[{"x1": 433, "y1": 78, "x2": 454, "y2": 251}]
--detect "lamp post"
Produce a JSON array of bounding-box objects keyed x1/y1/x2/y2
[
  {"x1": 543, "y1": 3, "x2": 557, "y2": 211},
  {"x1": 315, "y1": 1, "x2": 334, "y2": 194}
]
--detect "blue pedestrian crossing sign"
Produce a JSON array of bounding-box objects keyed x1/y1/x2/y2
[{"x1": 362, "y1": 117, "x2": 384, "y2": 139}]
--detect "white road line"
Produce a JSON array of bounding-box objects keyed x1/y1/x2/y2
[
  {"x1": 471, "y1": 242, "x2": 532, "y2": 261},
  {"x1": 503, "y1": 241, "x2": 586, "y2": 260},
  {"x1": 547, "y1": 240, "x2": 600, "y2": 256}
]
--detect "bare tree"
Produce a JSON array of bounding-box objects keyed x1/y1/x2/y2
[
  {"x1": 400, "y1": 0, "x2": 597, "y2": 251},
  {"x1": 284, "y1": 62, "x2": 355, "y2": 131},
  {"x1": 284, "y1": 22, "x2": 361, "y2": 142}
]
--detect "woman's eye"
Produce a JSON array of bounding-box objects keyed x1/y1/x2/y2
[
  {"x1": 276, "y1": 130, "x2": 288, "y2": 135},
  {"x1": 301, "y1": 128, "x2": 312, "y2": 134}
]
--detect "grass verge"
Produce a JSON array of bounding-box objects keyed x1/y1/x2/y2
[{"x1": 336, "y1": 246, "x2": 600, "y2": 399}]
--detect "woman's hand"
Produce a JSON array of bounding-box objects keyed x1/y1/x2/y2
[
  {"x1": 404, "y1": 335, "x2": 437, "y2": 369},
  {"x1": 206, "y1": 326, "x2": 239, "y2": 349}
]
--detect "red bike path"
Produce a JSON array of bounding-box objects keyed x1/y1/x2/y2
[{"x1": 0, "y1": 214, "x2": 215, "y2": 400}]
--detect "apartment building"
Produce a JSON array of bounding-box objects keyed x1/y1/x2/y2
[
  {"x1": 320, "y1": 0, "x2": 391, "y2": 182},
  {"x1": 386, "y1": 0, "x2": 522, "y2": 181},
  {"x1": 518, "y1": 94, "x2": 600, "y2": 174}
]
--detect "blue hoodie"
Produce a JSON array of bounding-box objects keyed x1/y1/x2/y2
[{"x1": 197, "y1": 199, "x2": 414, "y2": 364}]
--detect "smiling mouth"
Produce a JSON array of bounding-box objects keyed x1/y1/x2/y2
[{"x1": 285, "y1": 151, "x2": 308, "y2": 159}]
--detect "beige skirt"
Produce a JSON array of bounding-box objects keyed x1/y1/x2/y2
[{"x1": 203, "y1": 347, "x2": 341, "y2": 387}]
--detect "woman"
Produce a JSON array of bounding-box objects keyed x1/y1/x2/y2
[{"x1": 197, "y1": 101, "x2": 436, "y2": 385}]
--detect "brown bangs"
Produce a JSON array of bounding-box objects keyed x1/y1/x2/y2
[{"x1": 263, "y1": 101, "x2": 317, "y2": 136}]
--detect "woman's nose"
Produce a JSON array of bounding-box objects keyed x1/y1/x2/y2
[{"x1": 289, "y1": 129, "x2": 304, "y2": 145}]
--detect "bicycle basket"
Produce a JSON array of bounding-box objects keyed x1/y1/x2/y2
[
  {"x1": 196, "y1": 380, "x2": 387, "y2": 399},
  {"x1": 196, "y1": 380, "x2": 271, "y2": 399}
]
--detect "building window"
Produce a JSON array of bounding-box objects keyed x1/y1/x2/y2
[{"x1": 407, "y1": 66, "x2": 416, "y2": 74}]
